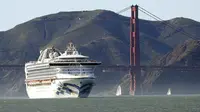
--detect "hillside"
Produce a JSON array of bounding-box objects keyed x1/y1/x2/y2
[
  {"x1": 142, "y1": 40, "x2": 200, "y2": 94},
  {"x1": 0, "y1": 10, "x2": 200, "y2": 96}
]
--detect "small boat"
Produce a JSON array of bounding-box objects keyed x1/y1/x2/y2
[
  {"x1": 116, "y1": 85, "x2": 122, "y2": 96},
  {"x1": 167, "y1": 88, "x2": 171, "y2": 96}
]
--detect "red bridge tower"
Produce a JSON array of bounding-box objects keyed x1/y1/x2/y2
[{"x1": 129, "y1": 5, "x2": 141, "y2": 95}]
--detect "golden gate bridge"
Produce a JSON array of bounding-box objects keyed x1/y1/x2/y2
[{"x1": 0, "y1": 5, "x2": 200, "y2": 95}]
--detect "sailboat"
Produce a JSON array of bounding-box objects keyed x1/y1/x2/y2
[
  {"x1": 116, "y1": 85, "x2": 122, "y2": 96},
  {"x1": 167, "y1": 88, "x2": 171, "y2": 96}
]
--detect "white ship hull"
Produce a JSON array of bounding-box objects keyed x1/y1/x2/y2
[{"x1": 26, "y1": 78, "x2": 95, "y2": 99}]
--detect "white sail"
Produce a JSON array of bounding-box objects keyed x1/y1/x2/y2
[
  {"x1": 116, "y1": 85, "x2": 122, "y2": 96},
  {"x1": 167, "y1": 88, "x2": 171, "y2": 95}
]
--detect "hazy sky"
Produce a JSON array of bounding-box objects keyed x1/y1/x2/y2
[{"x1": 0, "y1": 0, "x2": 199, "y2": 31}]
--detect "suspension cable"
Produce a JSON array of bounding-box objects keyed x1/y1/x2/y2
[
  {"x1": 116, "y1": 5, "x2": 131, "y2": 14},
  {"x1": 138, "y1": 6, "x2": 197, "y2": 39}
]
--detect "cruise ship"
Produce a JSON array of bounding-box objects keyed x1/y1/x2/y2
[{"x1": 24, "y1": 42, "x2": 101, "y2": 99}]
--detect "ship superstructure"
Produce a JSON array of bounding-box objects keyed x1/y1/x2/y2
[{"x1": 24, "y1": 42, "x2": 101, "y2": 99}]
